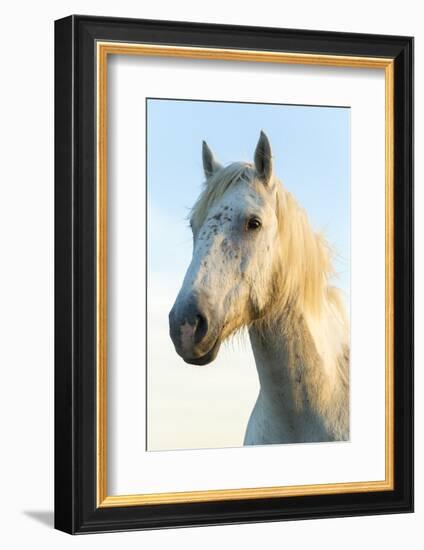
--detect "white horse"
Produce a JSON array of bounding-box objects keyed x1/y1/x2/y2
[{"x1": 169, "y1": 131, "x2": 349, "y2": 445}]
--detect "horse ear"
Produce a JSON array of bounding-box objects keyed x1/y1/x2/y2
[
  {"x1": 254, "y1": 131, "x2": 273, "y2": 184},
  {"x1": 202, "y1": 141, "x2": 222, "y2": 179}
]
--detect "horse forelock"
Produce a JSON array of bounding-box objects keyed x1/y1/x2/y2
[{"x1": 190, "y1": 161, "x2": 255, "y2": 229}]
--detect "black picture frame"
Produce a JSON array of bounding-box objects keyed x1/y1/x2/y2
[{"x1": 55, "y1": 14, "x2": 414, "y2": 534}]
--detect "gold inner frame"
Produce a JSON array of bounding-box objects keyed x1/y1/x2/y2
[{"x1": 96, "y1": 42, "x2": 395, "y2": 508}]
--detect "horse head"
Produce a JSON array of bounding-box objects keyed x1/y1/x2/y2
[{"x1": 169, "y1": 132, "x2": 281, "y2": 365}]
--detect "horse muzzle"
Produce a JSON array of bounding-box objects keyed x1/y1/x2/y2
[{"x1": 169, "y1": 297, "x2": 222, "y2": 365}]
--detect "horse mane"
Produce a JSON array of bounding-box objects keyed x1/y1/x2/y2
[
  {"x1": 190, "y1": 161, "x2": 341, "y2": 320},
  {"x1": 271, "y1": 183, "x2": 334, "y2": 317}
]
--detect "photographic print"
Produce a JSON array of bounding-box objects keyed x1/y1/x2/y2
[
  {"x1": 147, "y1": 98, "x2": 350, "y2": 451},
  {"x1": 55, "y1": 17, "x2": 413, "y2": 533}
]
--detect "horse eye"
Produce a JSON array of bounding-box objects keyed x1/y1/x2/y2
[{"x1": 246, "y1": 217, "x2": 262, "y2": 231}]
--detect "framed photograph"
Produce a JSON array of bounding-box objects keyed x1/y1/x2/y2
[{"x1": 54, "y1": 15, "x2": 414, "y2": 534}]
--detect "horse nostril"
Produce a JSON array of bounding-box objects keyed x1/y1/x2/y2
[{"x1": 194, "y1": 313, "x2": 208, "y2": 344}]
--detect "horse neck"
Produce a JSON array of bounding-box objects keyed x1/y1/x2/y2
[{"x1": 248, "y1": 298, "x2": 349, "y2": 440}]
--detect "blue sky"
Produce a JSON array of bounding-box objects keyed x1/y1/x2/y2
[{"x1": 147, "y1": 98, "x2": 350, "y2": 295}]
